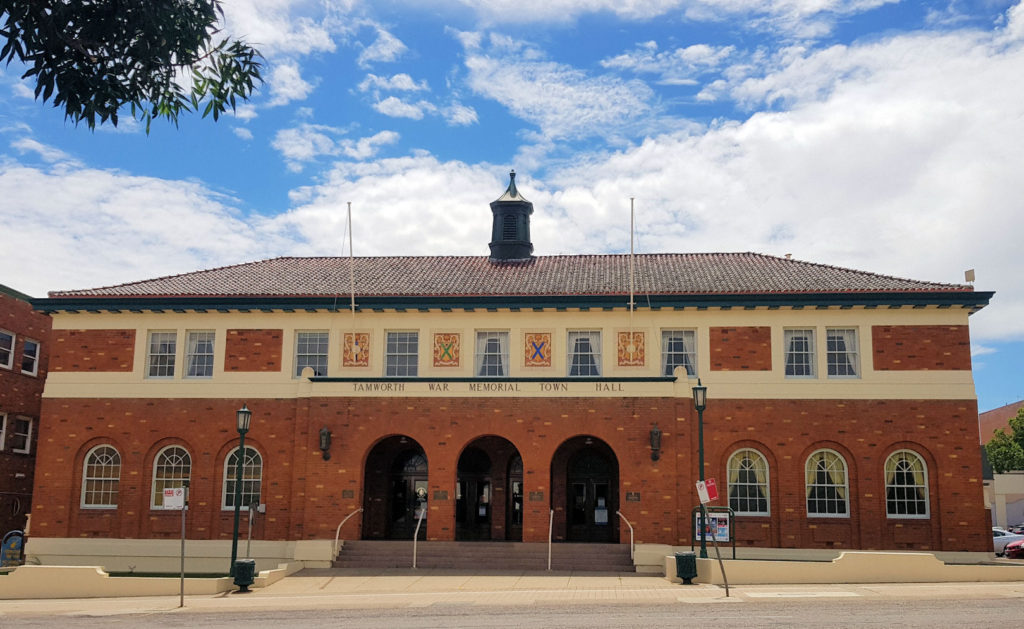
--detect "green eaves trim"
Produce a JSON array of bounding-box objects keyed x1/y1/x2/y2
[
  {"x1": 310, "y1": 376, "x2": 678, "y2": 383},
  {"x1": 30, "y1": 291, "x2": 993, "y2": 313}
]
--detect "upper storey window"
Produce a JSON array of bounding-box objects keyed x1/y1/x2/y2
[
  {"x1": 826, "y1": 328, "x2": 859, "y2": 378},
  {"x1": 0, "y1": 329, "x2": 14, "y2": 369},
  {"x1": 21, "y1": 339, "x2": 39, "y2": 376},
  {"x1": 784, "y1": 329, "x2": 815, "y2": 378},
  {"x1": 295, "y1": 331, "x2": 329, "y2": 377},
  {"x1": 146, "y1": 331, "x2": 177, "y2": 378},
  {"x1": 568, "y1": 331, "x2": 601, "y2": 377},
  {"x1": 476, "y1": 331, "x2": 509, "y2": 377},
  {"x1": 186, "y1": 331, "x2": 215, "y2": 378},
  {"x1": 386, "y1": 331, "x2": 419, "y2": 377},
  {"x1": 662, "y1": 330, "x2": 696, "y2": 377}
]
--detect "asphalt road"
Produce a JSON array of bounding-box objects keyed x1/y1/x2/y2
[{"x1": 4, "y1": 596, "x2": 1021, "y2": 628}]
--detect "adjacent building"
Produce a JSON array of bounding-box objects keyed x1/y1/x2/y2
[{"x1": 27, "y1": 174, "x2": 995, "y2": 570}]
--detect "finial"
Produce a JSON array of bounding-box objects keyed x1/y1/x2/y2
[{"x1": 510, "y1": 169, "x2": 516, "y2": 181}]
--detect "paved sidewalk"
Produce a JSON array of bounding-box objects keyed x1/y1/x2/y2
[{"x1": 1, "y1": 569, "x2": 1024, "y2": 617}]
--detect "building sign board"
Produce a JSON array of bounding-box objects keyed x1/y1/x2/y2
[{"x1": 693, "y1": 512, "x2": 730, "y2": 542}]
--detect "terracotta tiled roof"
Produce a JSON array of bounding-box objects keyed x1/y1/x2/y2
[{"x1": 49, "y1": 253, "x2": 972, "y2": 298}]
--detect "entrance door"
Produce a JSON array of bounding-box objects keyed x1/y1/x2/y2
[
  {"x1": 456, "y1": 447, "x2": 492, "y2": 540},
  {"x1": 566, "y1": 449, "x2": 615, "y2": 542},
  {"x1": 389, "y1": 451, "x2": 428, "y2": 540},
  {"x1": 507, "y1": 455, "x2": 524, "y2": 541}
]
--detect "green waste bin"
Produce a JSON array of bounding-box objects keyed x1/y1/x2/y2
[
  {"x1": 233, "y1": 559, "x2": 256, "y2": 592},
  {"x1": 675, "y1": 551, "x2": 697, "y2": 584}
]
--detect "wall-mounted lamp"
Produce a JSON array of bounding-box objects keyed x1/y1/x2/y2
[
  {"x1": 650, "y1": 424, "x2": 662, "y2": 461},
  {"x1": 319, "y1": 426, "x2": 332, "y2": 461}
]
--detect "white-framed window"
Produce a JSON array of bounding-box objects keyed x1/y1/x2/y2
[
  {"x1": 385, "y1": 331, "x2": 418, "y2": 377},
  {"x1": 0, "y1": 329, "x2": 13, "y2": 369},
  {"x1": 567, "y1": 330, "x2": 601, "y2": 376},
  {"x1": 728, "y1": 449, "x2": 770, "y2": 516},
  {"x1": 152, "y1": 446, "x2": 192, "y2": 508},
  {"x1": 885, "y1": 450, "x2": 929, "y2": 518},
  {"x1": 223, "y1": 446, "x2": 262, "y2": 509},
  {"x1": 826, "y1": 328, "x2": 859, "y2": 378},
  {"x1": 146, "y1": 331, "x2": 177, "y2": 378},
  {"x1": 475, "y1": 331, "x2": 509, "y2": 377},
  {"x1": 662, "y1": 330, "x2": 696, "y2": 377},
  {"x1": 295, "y1": 331, "x2": 329, "y2": 377},
  {"x1": 0, "y1": 412, "x2": 6, "y2": 451},
  {"x1": 185, "y1": 331, "x2": 215, "y2": 378},
  {"x1": 11, "y1": 417, "x2": 32, "y2": 454},
  {"x1": 805, "y1": 449, "x2": 849, "y2": 517},
  {"x1": 20, "y1": 338, "x2": 39, "y2": 376},
  {"x1": 81, "y1": 445, "x2": 121, "y2": 508},
  {"x1": 784, "y1": 329, "x2": 815, "y2": 378}
]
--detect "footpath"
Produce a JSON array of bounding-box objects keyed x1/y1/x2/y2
[{"x1": 1, "y1": 569, "x2": 1024, "y2": 616}]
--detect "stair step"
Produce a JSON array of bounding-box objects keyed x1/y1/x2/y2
[{"x1": 333, "y1": 541, "x2": 635, "y2": 572}]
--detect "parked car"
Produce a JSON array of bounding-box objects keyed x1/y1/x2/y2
[
  {"x1": 992, "y1": 527, "x2": 1024, "y2": 555},
  {"x1": 1005, "y1": 538, "x2": 1024, "y2": 559},
  {"x1": 1007, "y1": 523, "x2": 1024, "y2": 535}
]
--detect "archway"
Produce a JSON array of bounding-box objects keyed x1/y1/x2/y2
[
  {"x1": 362, "y1": 436, "x2": 427, "y2": 540},
  {"x1": 551, "y1": 436, "x2": 619, "y2": 543},
  {"x1": 456, "y1": 436, "x2": 522, "y2": 541}
]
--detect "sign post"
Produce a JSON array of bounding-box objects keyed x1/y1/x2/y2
[
  {"x1": 164, "y1": 482, "x2": 188, "y2": 607},
  {"x1": 695, "y1": 477, "x2": 729, "y2": 597}
]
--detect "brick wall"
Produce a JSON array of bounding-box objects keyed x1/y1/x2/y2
[
  {"x1": 50, "y1": 329, "x2": 135, "y2": 372},
  {"x1": 871, "y1": 325, "x2": 972, "y2": 371},
  {"x1": 30, "y1": 394, "x2": 989, "y2": 552},
  {"x1": 709, "y1": 326, "x2": 772, "y2": 371},
  {"x1": 224, "y1": 329, "x2": 283, "y2": 372}
]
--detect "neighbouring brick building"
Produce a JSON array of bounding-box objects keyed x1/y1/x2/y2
[
  {"x1": 1, "y1": 284, "x2": 49, "y2": 536},
  {"x1": 27, "y1": 174, "x2": 995, "y2": 570}
]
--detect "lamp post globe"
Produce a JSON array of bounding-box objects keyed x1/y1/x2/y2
[{"x1": 229, "y1": 404, "x2": 252, "y2": 577}]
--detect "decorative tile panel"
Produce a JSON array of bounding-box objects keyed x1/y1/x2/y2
[
  {"x1": 617, "y1": 331, "x2": 645, "y2": 367},
  {"x1": 524, "y1": 332, "x2": 551, "y2": 367},
  {"x1": 433, "y1": 333, "x2": 460, "y2": 367},
  {"x1": 343, "y1": 332, "x2": 369, "y2": 367}
]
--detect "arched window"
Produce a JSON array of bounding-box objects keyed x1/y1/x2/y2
[
  {"x1": 81, "y1": 445, "x2": 121, "y2": 508},
  {"x1": 222, "y1": 446, "x2": 262, "y2": 509},
  {"x1": 728, "y1": 449, "x2": 769, "y2": 515},
  {"x1": 805, "y1": 449, "x2": 849, "y2": 517},
  {"x1": 885, "y1": 450, "x2": 929, "y2": 518},
  {"x1": 152, "y1": 446, "x2": 192, "y2": 508}
]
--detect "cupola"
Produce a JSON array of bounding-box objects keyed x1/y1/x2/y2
[{"x1": 488, "y1": 170, "x2": 534, "y2": 262}]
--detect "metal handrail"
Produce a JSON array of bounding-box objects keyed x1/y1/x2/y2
[
  {"x1": 615, "y1": 510, "x2": 634, "y2": 561},
  {"x1": 547, "y1": 509, "x2": 554, "y2": 571},
  {"x1": 411, "y1": 508, "x2": 426, "y2": 568},
  {"x1": 332, "y1": 507, "x2": 364, "y2": 558}
]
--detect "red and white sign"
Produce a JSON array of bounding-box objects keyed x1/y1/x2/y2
[
  {"x1": 696, "y1": 478, "x2": 720, "y2": 504},
  {"x1": 163, "y1": 487, "x2": 185, "y2": 510}
]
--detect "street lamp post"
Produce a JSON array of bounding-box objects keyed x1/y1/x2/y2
[
  {"x1": 692, "y1": 380, "x2": 708, "y2": 559},
  {"x1": 229, "y1": 404, "x2": 252, "y2": 577}
]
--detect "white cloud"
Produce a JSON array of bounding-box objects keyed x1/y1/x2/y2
[
  {"x1": 601, "y1": 41, "x2": 736, "y2": 84},
  {"x1": 358, "y1": 73, "x2": 429, "y2": 92},
  {"x1": 340, "y1": 130, "x2": 401, "y2": 159},
  {"x1": 10, "y1": 138, "x2": 78, "y2": 165},
  {"x1": 444, "y1": 103, "x2": 479, "y2": 126},
  {"x1": 459, "y1": 32, "x2": 654, "y2": 140},
  {"x1": 267, "y1": 61, "x2": 317, "y2": 106},
  {"x1": 373, "y1": 96, "x2": 436, "y2": 119},
  {"x1": 358, "y1": 28, "x2": 408, "y2": 67},
  {"x1": 233, "y1": 104, "x2": 259, "y2": 121},
  {"x1": 221, "y1": 0, "x2": 345, "y2": 57},
  {"x1": 233, "y1": 127, "x2": 255, "y2": 141},
  {"x1": 271, "y1": 125, "x2": 399, "y2": 170}
]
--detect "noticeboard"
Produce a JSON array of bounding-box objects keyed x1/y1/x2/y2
[{"x1": 693, "y1": 512, "x2": 730, "y2": 542}]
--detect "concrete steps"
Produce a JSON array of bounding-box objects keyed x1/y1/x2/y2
[{"x1": 332, "y1": 540, "x2": 635, "y2": 572}]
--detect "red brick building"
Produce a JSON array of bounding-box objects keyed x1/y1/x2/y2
[
  {"x1": 0, "y1": 284, "x2": 49, "y2": 536},
  {"x1": 27, "y1": 176, "x2": 994, "y2": 570}
]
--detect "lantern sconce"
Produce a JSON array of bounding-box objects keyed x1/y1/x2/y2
[
  {"x1": 319, "y1": 426, "x2": 332, "y2": 461},
  {"x1": 649, "y1": 423, "x2": 662, "y2": 461}
]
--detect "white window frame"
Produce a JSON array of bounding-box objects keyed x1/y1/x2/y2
[
  {"x1": 385, "y1": 331, "x2": 419, "y2": 377},
  {"x1": 567, "y1": 330, "x2": 602, "y2": 377},
  {"x1": 805, "y1": 449, "x2": 850, "y2": 518},
  {"x1": 0, "y1": 412, "x2": 6, "y2": 451},
  {"x1": 0, "y1": 329, "x2": 13, "y2": 369},
  {"x1": 81, "y1": 445, "x2": 121, "y2": 509},
  {"x1": 295, "y1": 330, "x2": 329, "y2": 377},
  {"x1": 727, "y1": 449, "x2": 770, "y2": 516},
  {"x1": 185, "y1": 331, "x2": 216, "y2": 379},
  {"x1": 784, "y1": 328, "x2": 816, "y2": 378},
  {"x1": 151, "y1": 445, "x2": 192, "y2": 508},
  {"x1": 826, "y1": 328, "x2": 860, "y2": 378},
  {"x1": 661, "y1": 329, "x2": 697, "y2": 377},
  {"x1": 222, "y1": 446, "x2": 263, "y2": 510},
  {"x1": 11, "y1": 416, "x2": 32, "y2": 454},
  {"x1": 20, "y1": 337, "x2": 40, "y2": 376},
  {"x1": 475, "y1": 331, "x2": 509, "y2": 377},
  {"x1": 146, "y1": 331, "x2": 177, "y2": 378},
  {"x1": 885, "y1": 450, "x2": 930, "y2": 519}
]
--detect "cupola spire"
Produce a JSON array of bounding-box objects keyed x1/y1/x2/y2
[{"x1": 488, "y1": 170, "x2": 534, "y2": 262}]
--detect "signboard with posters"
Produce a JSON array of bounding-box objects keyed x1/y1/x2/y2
[
  {"x1": 1, "y1": 530, "x2": 24, "y2": 567},
  {"x1": 693, "y1": 512, "x2": 730, "y2": 542}
]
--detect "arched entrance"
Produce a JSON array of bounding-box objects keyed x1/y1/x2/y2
[
  {"x1": 456, "y1": 436, "x2": 522, "y2": 541},
  {"x1": 552, "y1": 436, "x2": 619, "y2": 543},
  {"x1": 362, "y1": 436, "x2": 428, "y2": 540}
]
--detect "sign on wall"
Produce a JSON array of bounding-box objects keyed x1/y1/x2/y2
[
  {"x1": 343, "y1": 332, "x2": 370, "y2": 367},
  {"x1": 617, "y1": 331, "x2": 645, "y2": 367},
  {"x1": 433, "y1": 333, "x2": 461, "y2": 367},
  {"x1": 524, "y1": 333, "x2": 551, "y2": 367}
]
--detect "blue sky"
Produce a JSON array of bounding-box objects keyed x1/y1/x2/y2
[{"x1": 1, "y1": 0, "x2": 1021, "y2": 411}]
